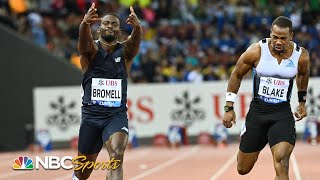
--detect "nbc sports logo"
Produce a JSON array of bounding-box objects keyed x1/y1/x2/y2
[
  {"x1": 12, "y1": 155, "x2": 121, "y2": 171},
  {"x1": 12, "y1": 156, "x2": 34, "y2": 170},
  {"x1": 12, "y1": 156, "x2": 73, "y2": 170}
]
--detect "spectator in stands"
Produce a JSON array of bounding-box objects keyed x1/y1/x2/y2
[{"x1": 0, "y1": 0, "x2": 319, "y2": 82}]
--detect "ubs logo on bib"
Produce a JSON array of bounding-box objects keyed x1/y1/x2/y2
[
  {"x1": 266, "y1": 78, "x2": 272, "y2": 84},
  {"x1": 273, "y1": 80, "x2": 285, "y2": 86},
  {"x1": 98, "y1": 79, "x2": 104, "y2": 86}
]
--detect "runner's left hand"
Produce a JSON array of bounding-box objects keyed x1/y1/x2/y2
[
  {"x1": 294, "y1": 104, "x2": 307, "y2": 121},
  {"x1": 126, "y1": 6, "x2": 141, "y2": 29}
]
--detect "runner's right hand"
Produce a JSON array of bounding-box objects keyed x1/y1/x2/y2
[
  {"x1": 82, "y1": 3, "x2": 100, "y2": 25},
  {"x1": 223, "y1": 111, "x2": 236, "y2": 128}
]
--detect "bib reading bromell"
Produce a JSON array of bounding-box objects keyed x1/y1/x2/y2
[{"x1": 91, "y1": 78, "x2": 122, "y2": 107}]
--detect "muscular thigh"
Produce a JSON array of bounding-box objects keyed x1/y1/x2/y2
[
  {"x1": 102, "y1": 111, "x2": 129, "y2": 143},
  {"x1": 240, "y1": 109, "x2": 269, "y2": 153},
  {"x1": 268, "y1": 113, "x2": 296, "y2": 148}
]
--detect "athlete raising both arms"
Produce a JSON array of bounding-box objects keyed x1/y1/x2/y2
[{"x1": 73, "y1": 3, "x2": 141, "y2": 180}]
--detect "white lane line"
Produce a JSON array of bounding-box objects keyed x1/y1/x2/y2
[
  {"x1": 124, "y1": 148, "x2": 152, "y2": 161},
  {"x1": 128, "y1": 146, "x2": 200, "y2": 180},
  {"x1": 209, "y1": 151, "x2": 237, "y2": 180},
  {"x1": 290, "y1": 152, "x2": 302, "y2": 180}
]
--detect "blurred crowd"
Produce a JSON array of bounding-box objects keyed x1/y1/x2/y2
[{"x1": 1, "y1": 0, "x2": 320, "y2": 83}]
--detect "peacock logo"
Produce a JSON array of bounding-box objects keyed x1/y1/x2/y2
[{"x1": 12, "y1": 156, "x2": 34, "y2": 170}]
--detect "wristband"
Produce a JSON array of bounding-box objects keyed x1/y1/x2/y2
[
  {"x1": 226, "y1": 92, "x2": 237, "y2": 102},
  {"x1": 298, "y1": 91, "x2": 307, "y2": 102}
]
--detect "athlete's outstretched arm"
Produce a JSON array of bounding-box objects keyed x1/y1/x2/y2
[
  {"x1": 226, "y1": 43, "x2": 260, "y2": 107},
  {"x1": 294, "y1": 48, "x2": 310, "y2": 121},
  {"x1": 77, "y1": 3, "x2": 100, "y2": 57},
  {"x1": 223, "y1": 43, "x2": 260, "y2": 128},
  {"x1": 124, "y1": 6, "x2": 142, "y2": 62}
]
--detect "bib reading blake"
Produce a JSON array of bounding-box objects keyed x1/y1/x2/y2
[
  {"x1": 91, "y1": 78, "x2": 122, "y2": 107},
  {"x1": 258, "y1": 77, "x2": 290, "y2": 103}
]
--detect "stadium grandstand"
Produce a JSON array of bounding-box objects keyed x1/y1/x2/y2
[
  {"x1": 1, "y1": 0, "x2": 320, "y2": 83},
  {"x1": 0, "y1": 0, "x2": 319, "y2": 179}
]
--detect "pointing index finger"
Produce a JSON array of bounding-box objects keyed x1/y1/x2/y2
[
  {"x1": 88, "y1": 2, "x2": 96, "y2": 13},
  {"x1": 130, "y1": 6, "x2": 135, "y2": 14}
]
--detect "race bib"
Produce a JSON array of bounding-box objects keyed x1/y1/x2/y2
[
  {"x1": 91, "y1": 78, "x2": 122, "y2": 107},
  {"x1": 258, "y1": 77, "x2": 290, "y2": 103}
]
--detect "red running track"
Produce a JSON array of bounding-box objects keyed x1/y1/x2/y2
[{"x1": 0, "y1": 141, "x2": 318, "y2": 180}]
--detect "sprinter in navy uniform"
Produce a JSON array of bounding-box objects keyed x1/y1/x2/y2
[
  {"x1": 73, "y1": 3, "x2": 141, "y2": 180},
  {"x1": 223, "y1": 16, "x2": 310, "y2": 179}
]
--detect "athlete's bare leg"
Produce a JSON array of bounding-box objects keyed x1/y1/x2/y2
[
  {"x1": 105, "y1": 132, "x2": 128, "y2": 180},
  {"x1": 271, "y1": 142, "x2": 294, "y2": 180},
  {"x1": 237, "y1": 150, "x2": 261, "y2": 175}
]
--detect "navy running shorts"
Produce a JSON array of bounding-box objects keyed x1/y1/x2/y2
[
  {"x1": 239, "y1": 99, "x2": 296, "y2": 153},
  {"x1": 78, "y1": 107, "x2": 129, "y2": 154}
]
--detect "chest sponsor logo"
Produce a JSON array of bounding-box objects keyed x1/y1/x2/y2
[
  {"x1": 115, "y1": 57, "x2": 121, "y2": 63},
  {"x1": 286, "y1": 60, "x2": 295, "y2": 68}
]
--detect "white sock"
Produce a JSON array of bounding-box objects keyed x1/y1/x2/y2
[{"x1": 72, "y1": 173, "x2": 79, "y2": 180}]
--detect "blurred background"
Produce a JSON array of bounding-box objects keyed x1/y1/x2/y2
[{"x1": 0, "y1": 0, "x2": 320, "y2": 152}]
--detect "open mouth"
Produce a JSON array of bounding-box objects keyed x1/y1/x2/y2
[
  {"x1": 105, "y1": 29, "x2": 114, "y2": 34},
  {"x1": 275, "y1": 46, "x2": 283, "y2": 51}
]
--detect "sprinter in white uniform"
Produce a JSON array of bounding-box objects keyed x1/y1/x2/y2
[{"x1": 222, "y1": 16, "x2": 310, "y2": 179}]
